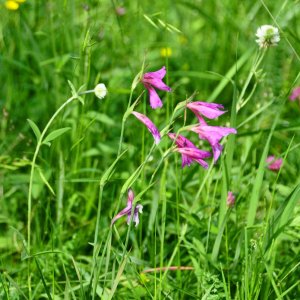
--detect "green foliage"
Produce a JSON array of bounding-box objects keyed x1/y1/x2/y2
[{"x1": 1, "y1": 0, "x2": 300, "y2": 299}]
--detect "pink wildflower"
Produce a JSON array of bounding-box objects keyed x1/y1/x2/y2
[
  {"x1": 141, "y1": 66, "x2": 171, "y2": 109},
  {"x1": 111, "y1": 189, "x2": 143, "y2": 227},
  {"x1": 132, "y1": 111, "x2": 161, "y2": 144},
  {"x1": 289, "y1": 87, "x2": 300, "y2": 101},
  {"x1": 168, "y1": 133, "x2": 211, "y2": 168},
  {"x1": 115, "y1": 6, "x2": 126, "y2": 16},
  {"x1": 266, "y1": 155, "x2": 282, "y2": 171},
  {"x1": 187, "y1": 101, "x2": 226, "y2": 123},
  {"x1": 190, "y1": 125, "x2": 237, "y2": 162},
  {"x1": 227, "y1": 191, "x2": 235, "y2": 207}
]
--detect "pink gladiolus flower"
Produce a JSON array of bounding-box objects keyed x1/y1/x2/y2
[
  {"x1": 190, "y1": 125, "x2": 237, "y2": 162},
  {"x1": 227, "y1": 191, "x2": 235, "y2": 207},
  {"x1": 187, "y1": 101, "x2": 226, "y2": 123},
  {"x1": 168, "y1": 133, "x2": 211, "y2": 168},
  {"x1": 132, "y1": 111, "x2": 161, "y2": 144},
  {"x1": 141, "y1": 66, "x2": 171, "y2": 109},
  {"x1": 289, "y1": 87, "x2": 300, "y2": 101},
  {"x1": 111, "y1": 189, "x2": 143, "y2": 227},
  {"x1": 266, "y1": 155, "x2": 282, "y2": 171}
]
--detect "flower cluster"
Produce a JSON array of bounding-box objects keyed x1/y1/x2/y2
[
  {"x1": 111, "y1": 24, "x2": 284, "y2": 228},
  {"x1": 112, "y1": 66, "x2": 238, "y2": 227},
  {"x1": 130, "y1": 67, "x2": 237, "y2": 170},
  {"x1": 169, "y1": 102, "x2": 237, "y2": 168},
  {"x1": 256, "y1": 25, "x2": 280, "y2": 48}
]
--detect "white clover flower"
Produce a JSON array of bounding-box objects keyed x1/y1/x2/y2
[
  {"x1": 94, "y1": 83, "x2": 107, "y2": 99},
  {"x1": 256, "y1": 25, "x2": 280, "y2": 48}
]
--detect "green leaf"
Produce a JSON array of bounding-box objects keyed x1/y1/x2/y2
[
  {"x1": 43, "y1": 127, "x2": 71, "y2": 144},
  {"x1": 264, "y1": 183, "x2": 300, "y2": 252},
  {"x1": 211, "y1": 209, "x2": 231, "y2": 261},
  {"x1": 27, "y1": 119, "x2": 41, "y2": 141},
  {"x1": 246, "y1": 114, "x2": 279, "y2": 227},
  {"x1": 143, "y1": 14, "x2": 159, "y2": 29},
  {"x1": 67, "y1": 80, "x2": 77, "y2": 97},
  {"x1": 77, "y1": 95, "x2": 85, "y2": 105},
  {"x1": 99, "y1": 150, "x2": 127, "y2": 187},
  {"x1": 131, "y1": 71, "x2": 142, "y2": 91},
  {"x1": 38, "y1": 167, "x2": 55, "y2": 196}
]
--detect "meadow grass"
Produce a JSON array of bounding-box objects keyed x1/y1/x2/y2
[{"x1": 1, "y1": 0, "x2": 300, "y2": 299}]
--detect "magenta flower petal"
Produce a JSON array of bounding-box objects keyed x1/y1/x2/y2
[
  {"x1": 111, "y1": 189, "x2": 143, "y2": 227},
  {"x1": 176, "y1": 147, "x2": 211, "y2": 168},
  {"x1": 191, "y1": 125, "x2": 237, "y2": 162},
  {"x1": 132, "y1": 111, "x2": 161, "y2": 144},
  {"x1": 168, "y1": 133, "x2": 211, "y2": 168},
  {"x1": 168, "y1": 133, "x2": 198, "y2": 149},
  {"x1": 147, "y1": 85, "x2": 163, "y2": 109},
  {"x1": 141, "y1": 66, "x2": 171, "y2": 109},
  {"x1": 143, "y1": 67, "x2": 171, "y2": 91},
  {"x1": 211, "y1": 143, "x2": 223, "y2": 162},
  {"x1": 168, "y1": 133, "x2": 199, "y2": 167},
  {"x1": 266, "y1": 155, "x2": 283, "y2": 171},
  {"x1": 127, "y1": 188, "x2": 134, "y2": 206},
  {"x1": 187, "y1": 101, "x2": 226, "y2": 121},
  {"x1": 143, "y1": 66, "x2": 167, "y2": 80},
  {"x1": 289, "y1": 87, "x2": 300, "y2": 101},
  {"x1": 111, "y1": 206, "x2": 131, "y2": 226}
]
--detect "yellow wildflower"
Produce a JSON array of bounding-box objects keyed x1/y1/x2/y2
[
  {"x1": 160, "y1": 47, "x2": 172, "y2": 58},
  {"x1": 5, "y1": 1, "x2": 19, "y2": 10},
  {"x1": 5, "y1": 0, "x2": 26, "y2": 10}
]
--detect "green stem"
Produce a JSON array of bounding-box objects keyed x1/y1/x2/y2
[
  {"x1": 27, "y1": 95, "x2": 76, "y2": 297},
  {"x1": 118, "y1": 91, "x2": 134, "y2": 155},
  {"x1": 91, "y1": 185, "x2": 104, "y2": 299},
  {"x1": 237, "y1": 50, "x2": 266, "y2": 109}
]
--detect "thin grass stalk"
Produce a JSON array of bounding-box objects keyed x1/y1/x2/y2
[
  {"x1": 159, "y1": 162, "x2": 168, "y2": 298},
  {"x1": 27, "y1": 95, "x2": 76, "y2": 298}
]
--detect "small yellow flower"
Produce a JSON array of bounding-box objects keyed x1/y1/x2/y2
[
  {"x1": 5, "y1": 1, "x2": 20, "y2": 10},
  {"x1": 160, "y1": 47, "x2": 172, "y2": 58}
]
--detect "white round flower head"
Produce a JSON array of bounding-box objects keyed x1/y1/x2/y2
[
  {"x1": 256, "y1": 25, "x2": 280, "y2": 48},
  {"x1": 94, "y1": 83, "x2": 107, "y2": 99}
]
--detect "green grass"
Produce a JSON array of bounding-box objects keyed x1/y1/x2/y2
[{"x1": 1, "y1": 0, "x2": 300, "y2": 299}]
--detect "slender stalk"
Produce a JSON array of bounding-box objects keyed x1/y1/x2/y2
[
  {"x1": 27, "y1": 95, "x2": 76, "y2": 297},
  {"x1": 237, "y1": 50, "x2": 266, "y2": 109},
  {"x1": 91, "y1": 185, "x2": 104, "y2": 299},
  {"x1": 118, "y1": 91, "x2": 134, "y2": 155}
]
